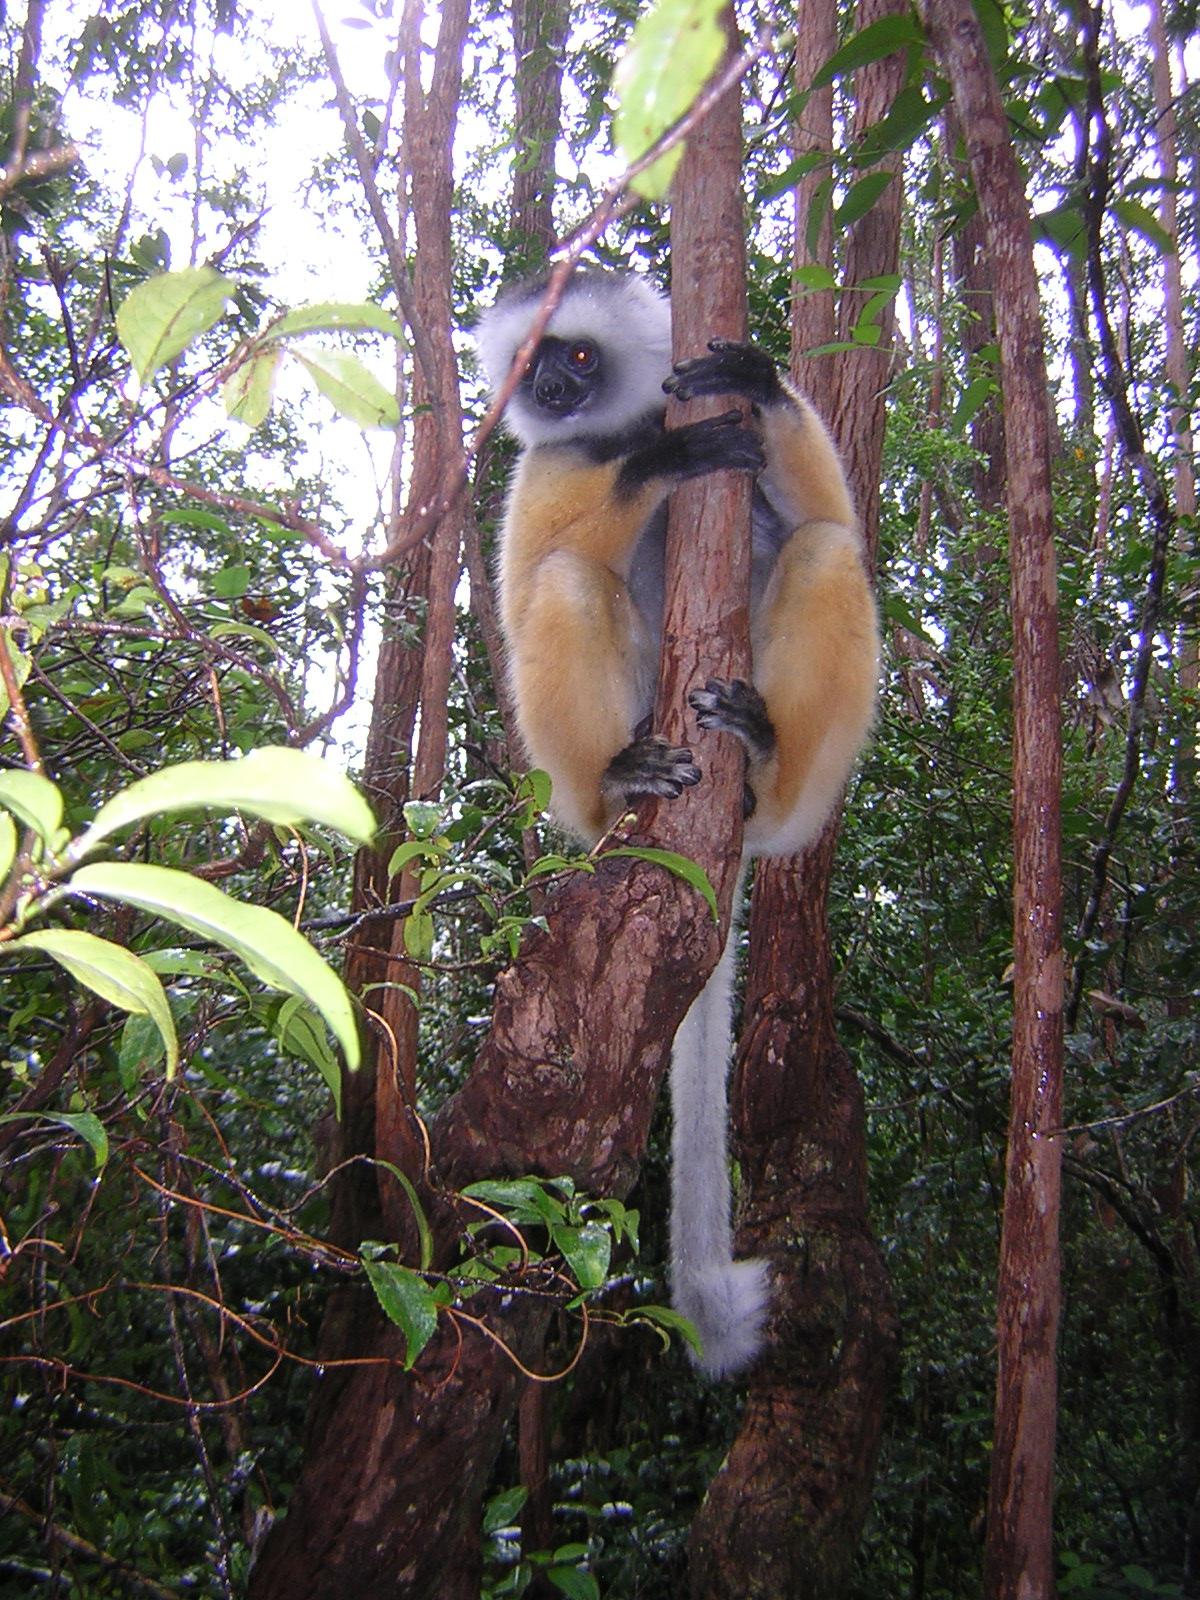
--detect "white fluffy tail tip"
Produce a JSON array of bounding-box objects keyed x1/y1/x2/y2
[{"x1": 676, "y1": 1258, "x2": 770, "y2": 1379}]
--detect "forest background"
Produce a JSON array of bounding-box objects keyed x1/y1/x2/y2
[{"x1": 0, "y1": 0, "x2": 1196, "y2": 1597}]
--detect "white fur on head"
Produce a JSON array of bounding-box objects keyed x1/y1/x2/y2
[{"x1": 475, "y1": 267, "x2": 672, "y2": 447}]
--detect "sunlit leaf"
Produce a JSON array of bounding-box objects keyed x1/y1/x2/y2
[
  {"x1": 267, "y1": 301, "x2": 405, "y2": 341},
  {"x1": 66, "y1": 861, "x2": 360, "y2": 1070},
  {"x1": 293, "y1": 347, "x2": 399, "y2": 428},
  {"x1": 76, "y1": 746, "x2": 376, "y2": 858},
  {"x1": 613, "y1": 0, "x2": 726, "y2": 199},
  {"x1": 8, "y1": 928, "x2": 180, "y2": 1077},
  {"x1": 223, "y1": 346, "x2": 281, "y2": 426},
  {"x1": 116, "y1": 266, "x2": 234, "y2": 383}
]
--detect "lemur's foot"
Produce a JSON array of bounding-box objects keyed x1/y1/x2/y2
[
  {"x1": 602, "y1": 735, "x2": 701, "y2": 803},
  {"x1": 688, "y1": 678, "x2": 777, "y2": 763}
]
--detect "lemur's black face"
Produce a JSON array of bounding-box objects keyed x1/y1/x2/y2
[{"x1": 522, "y1": 335, "x2": 603, "y2": 419}]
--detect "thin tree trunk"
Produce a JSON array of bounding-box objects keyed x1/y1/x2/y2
[
  {"x1": 691, "y1": 5, "x2": 903, "y2": 1594},
  {"x1": 920, "y1": 2, "x2": 1065, "y2": 1597}
]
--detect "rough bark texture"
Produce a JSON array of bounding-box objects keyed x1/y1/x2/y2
[
  {"x1": 921, "y1": 1, "x2": 1065, "y2": 1596},
  {"x1": 688, "y1": 6, "x2": 904, "y2": 1594},
  {"x1": 252, "y1": 12, "x2": 760, "y2": 1597}
]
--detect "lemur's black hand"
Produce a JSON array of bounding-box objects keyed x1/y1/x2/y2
[{"x1": 665, "y1": 340, "x2": 786, "y2": 410}]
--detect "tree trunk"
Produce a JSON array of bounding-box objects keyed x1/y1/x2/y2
[
  {"x1": 920, "y1": 2, "x2": 1065, "y2": 1597},
  {"x1": 690, "y1": 5, "x2": 904, "y2": 1594}
]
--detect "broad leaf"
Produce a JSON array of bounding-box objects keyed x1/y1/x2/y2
[
  {"x1": 67, "y1": 861, "x2": 360, "y2": 1070},
  {"x1": 266, "y1": 301, "x2": 405, "y2": 340},
  {"x1": 600, "y1": 845, "x2": 719, "y2": 921},
  {"x1": 293, "y1": 348, "x2": 399, "y2": 428},
  {"x1": 8, "y1": 928, "x2": 179, "y2": 1077},
  {"x1": 116, "y1": 267, "x2": 234, "y2": 383},
  {"x1": 612, "y1": 0, "x2": 726, "y2": 199},
  {"x1": 0, "y1": 768, "x2": 63, "y2": 849},
  {"x1": 76, "y1": 746, "x2": 376, "y2": 858},
  {"x1": 223, "y1": 346, "x2": 281, "y2": 426},
  {"x1": 0, "y1": 1108, "x2": 109, "y2": 1170},
  {"x1": 362, "y1": 1259, "x2": 439, "y2": 1367}
]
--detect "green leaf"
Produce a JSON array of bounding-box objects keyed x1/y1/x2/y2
[
  {"x1": 628, "y1": 1301, "x2": 704, "y2": 1358},
  {"x1": 76, "y1": 746, "x2": 376, "y2": 858},
  {"x1": 483, "y1": 1485, "x2": 528, "y2": 1535},
  {"x1": 208, "y1": 620, "x2": 281, "y2": 655},
  {"x1": 0, "y1": 768, "x2": 63, "y2": 849},
  {"x1": 212, "y1": 564, "x2": 251, "y2": 599},
  {"x1": 9, "y1": 928, "x2": 180, "y2": 1077},
  {"x1": 0, "y1": 1108, "x2": 109, "y2": 1170},
  {"x1": 0, "y1": 628, "x2": 31, "y2": 721},
  {"x1": 811, "y1": 14, "x2": 923, "y2": 89},
  {"x1": 116, "y1": 267, "x2": 234, "y2": 383},
  {"x1": 361, "y1": 1259, "x2": 439, "y2": 1367},
  {"x1": 1033, "y1": 202, "x2": 1087, "y2": 260},
  {"x1": 293, "y1": 347, "x2": 399, "y2": 428},
  {"x1": 463, "y1": 1177, "x2": 566, "y2": 1227},
  {"x1": 403, "y1": 907, "x2": 434, "y2": 961},
  {"x1": 835, "y1": 171, "x2": 894, "y2": 231},
  {"x1": 66, "y1": 861, "x2": 361, "y2": 1070},
  {"x1": 600, "y1": 845, "x2": 719, "y2": 921},
  {"x1": 402, "y1": 801, "x2": 445, "y2": 840},
  {"x1": 612, "y1": 0, "x2": 726, "y2": 199},
  {"x1": 548, "y1": 1568, "x2": 600, "y2": 1600},
  {"x1": 949, "y1": 373, "x2": 995, "y2": 434},
  {"x1": 276, "y1": 995, "x2": 342, "y2": 1119},
  {"x1": 0, "y1": 811, "x2": 16, "y2": 882},
  {"x1": 552, "y1": 1220, "x2": 612, "y2": 1290},
  {"x1": 223, "y1": 346, "x2": 281, "y2": 426},
  {"x1": 266, "y1": 301, "x2": 406, "y2": 341},
  {"x1": 1112, "y1": 198, "x2": 1173, "y2": 256}
]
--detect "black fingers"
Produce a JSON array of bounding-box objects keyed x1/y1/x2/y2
[
  {"x1": 617, "y1": 411, "x2": 764, "y2": 495},
  {"x1": 688, "y1": 677, "x2": 777, "y2": 763},
  {"x1": 601, "y1": 735, "x2": 701, "y2": 803},
  {"x1": 664, "y1": 339, "x2": 786, "y2": 409}
]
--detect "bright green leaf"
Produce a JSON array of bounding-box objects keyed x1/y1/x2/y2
[
  {"x1": 76, "y1": 746, "x2": 375, "y2": 858},
  {"x1": 293, "y1": 347, "x2": 399, "y2": 428},
  {"x1": 0, "y1": 769, "x2": 63, "y2": 849},
  {"x1": 116, "y1": 267, "x2": 234, "y2": 383},
  {"x1": 8, "y1": 928, "x2": 179, "y2": 1077},
  {"x1": 276, "y1": 995, "x2": 342, "y2": 1119},
  {"x1": 552, "y1": 1220, "x2": 612, "y2": 1290},
  {"x1": 266, "y1": 301, "x2": 405, "y2": 341},
  {"x1": 0, "y1": 811, "x2": 16, "y2": 883},
  {"x1": 223, "y1": 346, "x2": 281, "y2": 426},
  {"x1": 66, "y1": 861, "x2": 361, "y2": 1070},
  {"x1": 612, "y1": 0, "x2": 726, "y2": 199}
]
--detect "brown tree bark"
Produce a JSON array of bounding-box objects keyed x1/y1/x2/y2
[
  {"x1": 689, "y1": 6, "x2": 903, "y2": 1595},
  {"x1": 252, "y1": 13, "x2": 757, "y2": 1599},
  {"x1": 510, "y1": 0, "x2": 568, "y2": 260},
  {"x1": 920, "y1": 2, "x2": 1065, "y2": 1597}
]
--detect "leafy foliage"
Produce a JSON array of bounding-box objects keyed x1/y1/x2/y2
[{"x1": 0, "y1": 0, "x2": 1197, "y2": 1595}]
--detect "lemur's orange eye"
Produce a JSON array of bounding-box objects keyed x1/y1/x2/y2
[{"x1": 570, "y1": 342, "x2": 597, "y2": 370}]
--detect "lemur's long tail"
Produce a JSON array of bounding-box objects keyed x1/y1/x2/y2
[{"x1": 669, "y1": 867, "x2": 769, "y2": 1378}]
